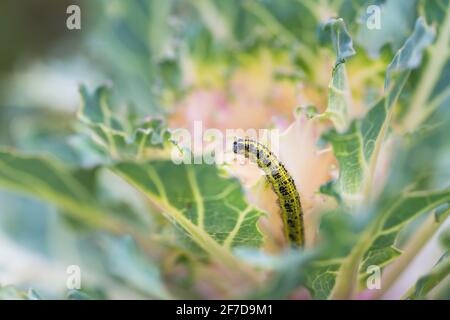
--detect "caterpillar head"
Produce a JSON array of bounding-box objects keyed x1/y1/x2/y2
[{"x1": 232, "y1": 137, "x2": 246, "y2": 155}]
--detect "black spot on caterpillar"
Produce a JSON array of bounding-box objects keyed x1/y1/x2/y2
[{"x1": 233, "y1": 137, "x2": 305, "y2": 247}]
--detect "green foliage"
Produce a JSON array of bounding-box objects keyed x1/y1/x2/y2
[
  {"x1": 322, "y1": 17, "x2": 435, "y2": 203},
  {"x1": 317, "y1": 18, "x2": 355, "y2": 131},
  {"x1": 77, "y1": 85, "x2": 171, "y2": 161},
  {"x1": 113, "y1": 161, "x2": 263, "y2": 251},
  {"x1": 0, "y1": 151, "x2": 113, "y2": 229},
  {"x1": 0, "y1": 0, "x2": 449, "y2": 300}
]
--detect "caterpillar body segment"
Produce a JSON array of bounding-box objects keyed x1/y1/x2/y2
[{"x1": 233, "y1": 137, "x2": 305, "y2": 247}]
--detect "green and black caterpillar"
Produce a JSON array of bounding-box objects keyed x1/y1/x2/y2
[{"x1": 233, "y1": 137, "x2": 305, "y2": 247}]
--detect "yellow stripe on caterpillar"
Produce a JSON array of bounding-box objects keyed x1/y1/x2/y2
[{"x1": 233, "y1": 137, "x2": 305, "y2": 247}]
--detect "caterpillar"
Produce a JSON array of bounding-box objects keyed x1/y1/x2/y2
[{"x1": 233, "y1": 137, "x2": 305, "y2": 247}]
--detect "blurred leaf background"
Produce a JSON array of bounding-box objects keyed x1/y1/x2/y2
[{"x1": 0, "y1": 0, "x2": 449, "y2": 299}]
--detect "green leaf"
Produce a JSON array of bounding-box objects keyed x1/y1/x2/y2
[
  {"x1": 385, "y1": 17, "x2": 435, "y2": 89},
  {"x1": 322, "y1": 17, "x2": 435, "y2": 203},
  {"x1": 362, "y1": 246, "x2": 402, "y2": 270},
  {"x1": 383, "y1": 191, "x2": 450, "y2": 230},
  {"x1": 77, "y1": 85, "x2": 171, "y2": 160},
  {"x1": 319, "y1": 181, "x2": 342, "y2": 203},
  {"x1": 78, "y1": 85, "x2": 122, "y2": 129},
  {"x1": 402, "y1": 0, "x2": 450, "y2": 131},
  {"x1": 320, "y1": 18, "x2": 356, "y2": 64},
  {"x1": 305, "y1": 261, "x2": 341, "y2": 300},
  {"x1": 356, "y1": 0, "x2": 419, "y2": 58},
  {"x1": 405, "y1": 252, "x2": 450, "y2": 299},
  {"x1": 317, "y1": 18, "x2": 355, "y2": 132},
  {"x1": 360, "y1": 231, "x2": 401, "y2": 266},
  {"x1": 322, "y1": 122, "x2": 365, "y2": 199},
  {"x1": 0, "y1": 150, "x2": 122, "y2": 232},
  {"x1": 112, "y1": 160, "x2": 264, "y2": 270}
]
